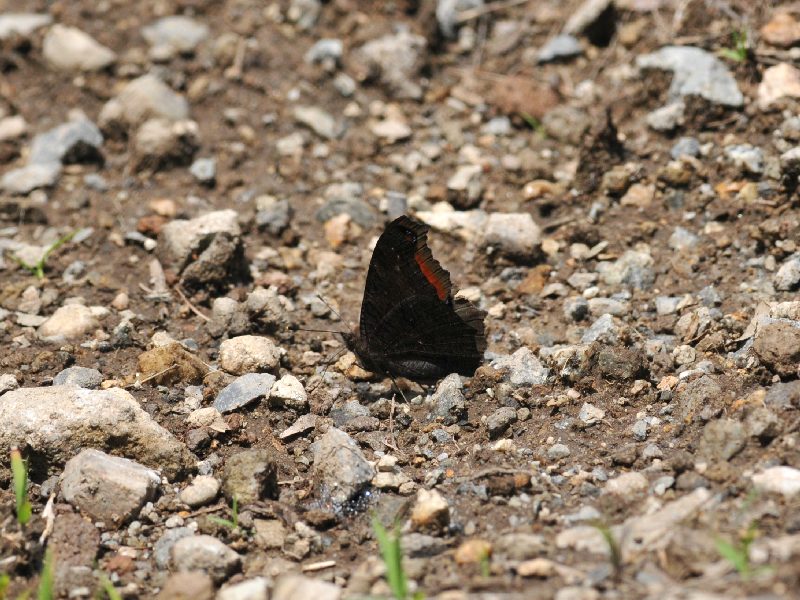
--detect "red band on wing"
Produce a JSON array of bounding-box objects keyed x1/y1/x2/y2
[{"x1": 415, "y1": 252, "x2": 448, "y2": 301}]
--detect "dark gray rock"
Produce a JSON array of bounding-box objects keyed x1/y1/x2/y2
[
  {"x1": 753, "y1": 321, "x2": 800, "y2": 377},
  {"x1": 698, "y1": 418, "x2": 746, "y2": 462},
  {"x1": 429, "y1": 373, "x2": 466, "y2": 425},
  {"x1": 52, "y1": 366, "x2": 103, "y2": 388},
  {"x1": 213, "y1": 373, "x2": 276, "y2": 414},
  {"x1": 311, "y1": 427, "x2": 374, "y2": 507},
  {"x1": 486, "y1": 406, "x2": 517, "y2": 439}
]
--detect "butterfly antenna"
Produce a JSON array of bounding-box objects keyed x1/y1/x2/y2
[
  {"x1": 388, "y1": 374, "x2": 409, "y2": 404},
  {"x1": 316, "y1": 294, "x2": 344, "y2": 322}
]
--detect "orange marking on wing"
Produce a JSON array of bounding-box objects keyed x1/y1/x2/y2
[{"x1": 415, "y1": 253, "x2": 447, "y2": 301}]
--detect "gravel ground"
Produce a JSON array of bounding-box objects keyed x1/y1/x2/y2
[{"x1": 1, "y1": 0, "x2": 800, "y2": 598}]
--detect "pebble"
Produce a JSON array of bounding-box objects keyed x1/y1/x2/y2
[
  {"x1": 159, "y1": 209, "x2": 240, "y2": 266},
  {"x1": 189, "y1": 157, "x2": 216, "y2": 185},
  {"x1": 213, "y1": 373, "x2": 276, "y2": 414},
  {"x1": 725, "y1": 144, "x2": 764, "y2": 175},
  {"x1": 217, "y1": 577, "x2": 270, "y2": 600},
  {"x1": 670, "y1": 136, "x2": 701, "y2": 159},
  {"x1": 316, "y1": 182, "x2": 376, "y2": 227},
  {"x1": 269, "y1": 374, "x2": 308, "y2": 411},
  {"x1": 222, "y1": 449, "x2": 278, "y2": 504},
  {"x1": 537, "y1": 34, "x2": 582, "y2": 63},
  {"x1": 38, "y1": 304, "x2": 101, "y2": 342},
  {"x1": 698, "y1": 418, "x2": 746, "y2": 462},
  {"x1": 436, "y1": 0, "x2": 483, "y2": 38},
  {"x1": 581, "y1": 313, "x2": 619, "y2": 344},
  {"x1": 637, "y1": 46, "x2": 744, "y2": 107},
  {"x1": 752, "y1": 466, "x2": 800, "y2": 498},
  {"x1": 141, "y1": 16, "x2": 209, "y2": 60},
  {"x1": 170, "y1": 535, "x2": 241, "y2": 584},
  {"x1": 42, "y1": 24, "x2": 116, "y2": 71},
  {"x1": 645, "y1": 101, "x2": 684, "y2": 131},
  {"x1": 486, "y1": 406, "x2": 518, "y2": 438},
  {"x1": 133, "y1": 118, "x2": 200, "y2": 171},
  {"x1": 410, "y1": 488, "x2": 450, "y2": 531},
  {"x1": 0, "y1": 115, "x2": 27, "y2": 141},
  {"x1": 761, "y1": 12, "x2": 800, "y2": 48},
  {"x1": 179, "y1": 475, "x2": 220, "y2": 508},
  {"x1": 60, "y1": 449, "x2": 160, "y2": 525},
  {"x1": 483, "y1": 212, "x2": 541, "y2": 258},
  {"x1": 99, "y1": 74, "x2": 189, "y2": 130},
  {"x1": 137, "y1": 342, "x2": 208, "y2": 386},
  {"x1": 293, "y1": 105, "x2": 342, "y2": 139},
  {"x1": 52, "y1": 366, "x2": 103, "y2": 388},
  {"x1": 774, "y1": 255, "x2": 800, "y2": 291},
  {"x1": 597, "y1": 249, "x2": 655, "y2": 289},
  {"x1": 447, "y1": 164, "x2": 483, "y2": 209},
  {"x1": 0, "y1": 13, "x2": 52, "y2": 39},
  {"x1": 354, "y1": 30, "x2": 426, "y2": 100},
  {"x1": 255, "y1": 195, "x2": 291, "y2": 235},
  {"x1": 304, "y1": 38, "x2": 343, "y2": 65},
  {"x1": 605, "y1": 471, "x2": 648, "y2": 495},
  {"x1": 429, "y1": 373, "x2": 467, "y2": 424},
  {"x1": 490, "y1": 347, "x2": 549, "y2": 386},
  {"x1": 547, "y1": 443, "x2": 571, "y2": 460},
  {"x1": 1, "y1": 162, "x2": 61, "y2": 194},
  {"x1": 272, "y1": 574, "x2": 341, "y2": 600},
  {"x1": 219, "y1": 335, "x2": 281, "y2": 375},
  {"x1": 759, "y1": 63, "x2": 800, "y2": 110},
  {"x1": 157, "y1": 571, "x2": 214, "y2": 600},
  {"x1": 752, "y1": 320, "x2": 800, "y2": 377},
  {"x1": 0, "y1": 373, "x2": 19, "y2": 396},
  {"x1": 311, "y1": 427, "x2": 375, "y2": 507},
  {"x1": 578, "y1": 402, "x2": 605, "y2": 425},
  {"x1": 30, "y1": 118, "x2": 103, "y2": 167}
]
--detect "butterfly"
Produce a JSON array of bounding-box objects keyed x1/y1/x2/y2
[{"x1": 343, "y1": 215, "x2": 486, "y2": 382}]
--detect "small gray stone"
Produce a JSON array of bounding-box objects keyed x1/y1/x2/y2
[
  {"x1": 179, "y1": 475, "x2": 220, "y2": 508},
  {"x1": 141, "y1": 16, "x2": 209, "y2": 59},
  {"x1": 0, "y1": 373, "x2": 19, "y2": 396},
  {"x1": 486, "y1": 406, "x2": 517, "y2": 439},
  {"x1": 1, "y1": 163, "x2": 61, "y2": 194},
  {"x1": 311, "y1": 427, "x2": 375, "y2": 507},
  {"x1": 316, "y1": 182, "x2": 376, "y2": 227},
  {"x1": 631, "y1": 419, "x2": 649, "y2": 441},
  {"x1": 29, "y1": 118, "x2": 103, "y2": 166},
  {"x1": 774, "y1": 255, "x2": 800, "y2": 291},
  {"x1": 269, "y1": 375, "x2": 308, "y2": 411},
  {"x1": 605, "y1": 471, "x2": 648, "y2": 495},
  {"x1": 255, "y1": 195, "x2": 292, "y2": 235},
  {"x1": 304, "y1": 38, "x2": 343, "y2": 65},
  {"x1": 429, "y1": 374, "x2": 467, "y2": 425},
  {"x1": 645, "y1": 102, "x2": 685, "y2": 132},
  {"x1": 272, "y1": 574, "x2": 341, "y2": 600},
  {"x1": 0, "y1": 13, "x2": 52, "y2": 40},
  {"x1": 43, "y1": 24, "x2": 116, "y2": 71},
  {"x1": 495, "y1": 533, "x2": 546, "y2": 560},
  {"x1": 288, "y1": 0, "x2": 321, "y2": 30},
  {"x1": 0, "y1": 115, "x2": 27, "y2": 141},
  {"x1": 597, "y1": 250, "x2": 655, "y2": 289},
  {"x1": 436, "y1": 0, "x2": 483, "y2": 38},
  {"x1": 670, "y1": 136, "x2": 701, "y2": 159},
  {"x1": 52, "y1": 366, "x2": 102, "y2": 388},
  {"x1": 725, "y1": 144, "x2": 764, "y2": 175},
  {"x1": 219, "y1": 335, "x2": 281, "y2": 375},
  {"x1": 537, "y1": 34, "x2": 582, "y2": 63},
  {"x1": 189, "y1": 157, "x2": 216, "y2": 185},
  {"x1": 159, "y1": 209, "x2": 240, "y2": 268},
  {"x1": 483, "y1": 212, "x2": 541, "y2": 259},
  {"x1": 447, "y1": 164, "x2": 483, "y2": 209},
  {"x1": 154, "y1": 527, "x2": 195, "y2": 568},
  {"x1": 581, "y1": 313, "x2": 619, "y2": 344},
  {"x1": 753, "y1": 320, "x2": 800, "y2": 377},
  {"x1": 217, "y1": 577, "x2": 270, "y2": 600},
  {"x1": 133, "y1": 118, "x2": 199, "y2": 171},
  {"x1": 587, "y1": 297, "x2": 629, "y2": 316},
  {"x1": 171, "y1": 535, "x2": 241, "y2": 584},
  {"x1": 490, "y1": 347, "x2": 549, "y2": 386},
  {"x1": 578, "y1": 402, "x2": 605, "y2": 426},
  {"x1": 699, "y1": 418, "x2": 746, "y2": 462},
  {"x1": 253, "y1": 519, "x2": 287, "y2": 550},
  {"x1": 547, "y1": 443, "x2": 571, "y2": 460},
  {"x1": 636, "y1": 46, "x2": 744, "y2": 107},
  {"x1": 744, "y1": 407, "x2": 781, "y2": 442},
  {"x1": 765, "y1": 380, "x2": 800, "y2": 409},
  {"x1": 676, "y1": 374, "x2": 722, "y2": 423},
  {"x1": 668, "y1": 226, "x2": 699, "y2": 251},
  {"x1": 60, "y1": 449, "x2": 160, "y2": 525},
  {"x1": 99, "y1": 74, "x2": 189, "y2": 130},
  {"x1": 213, "y1": 373, "x2": 276, "y2": 414},
  {"x1": 293, "y1": 105, "x2": 342, "y2": 139},
  {"x1": 222, "y1": 449, "x2": 278, "y2": 504},
  {"x1": 564, "y1": 296, "x2": 590, "y2": 321},
  {"x1": 354, "y1": 30, "x2": 426, "y2": 100},
  {"x1": 655, "y1": 296, "x2": 681, "y2": 315},
  {"x1": 38, "y1": 304, "x2": 101, "y2": 342}
]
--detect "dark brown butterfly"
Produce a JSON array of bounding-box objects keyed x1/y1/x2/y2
[{"x1": 343, "y1": 215, "x2": 486, "y2": 382}]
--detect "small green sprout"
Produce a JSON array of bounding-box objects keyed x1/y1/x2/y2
[
  {"x1": 592, "y1": 521, "x2": 622, "y2": 579},
  {"x1": 12, "y1": 230, "x2": 78, "y2": 280},
  {"x1": 10, "y1": 447, "x2": 32, "y2": 526},
  {"x1": 37, "y1": 549, "x2": 54, "y2": 600},
  {"x1": 715, "y1": 520, "x2": 759, "y2": 580},
  {"x1": 209, "y1": 496, "x2": 240, "y2": 530},
  {"x1": 98, "y1": 574, "x2": 122, "y2": 600},
  {"x1": 371, "y1": 515, "x2": 423, "y2": 600},
  {"x1": 719, "y1": 29, "x2": 748, "y2": 62}
]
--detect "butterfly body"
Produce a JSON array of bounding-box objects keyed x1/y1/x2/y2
[{"x1": 345, "y1": 215, "x2": 486, "y2": 382}]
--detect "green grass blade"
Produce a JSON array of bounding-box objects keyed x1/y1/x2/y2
[
  {"x1": 10, "y1": 448, "x2": 32, "y2": 526},
  {"x1": 37, "y1": 549, "x2": 54, "y2": 600},
  {"x1": 372, "y1": 516, "x2": 408, "y2": 600},
  {"x1": 98, "y1": 574, "x2": 122, "y2": 600}
]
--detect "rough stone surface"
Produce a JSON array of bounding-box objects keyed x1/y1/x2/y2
[
  {"x1": 222, "y1": 449, "x2": 279, "y2": 504},
  {"x1": 311, "y1": 427, "x2": 375, "y2": 507},
  {"x1": 170, "y1": 535, "x2": 241, "y2": 584}
]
